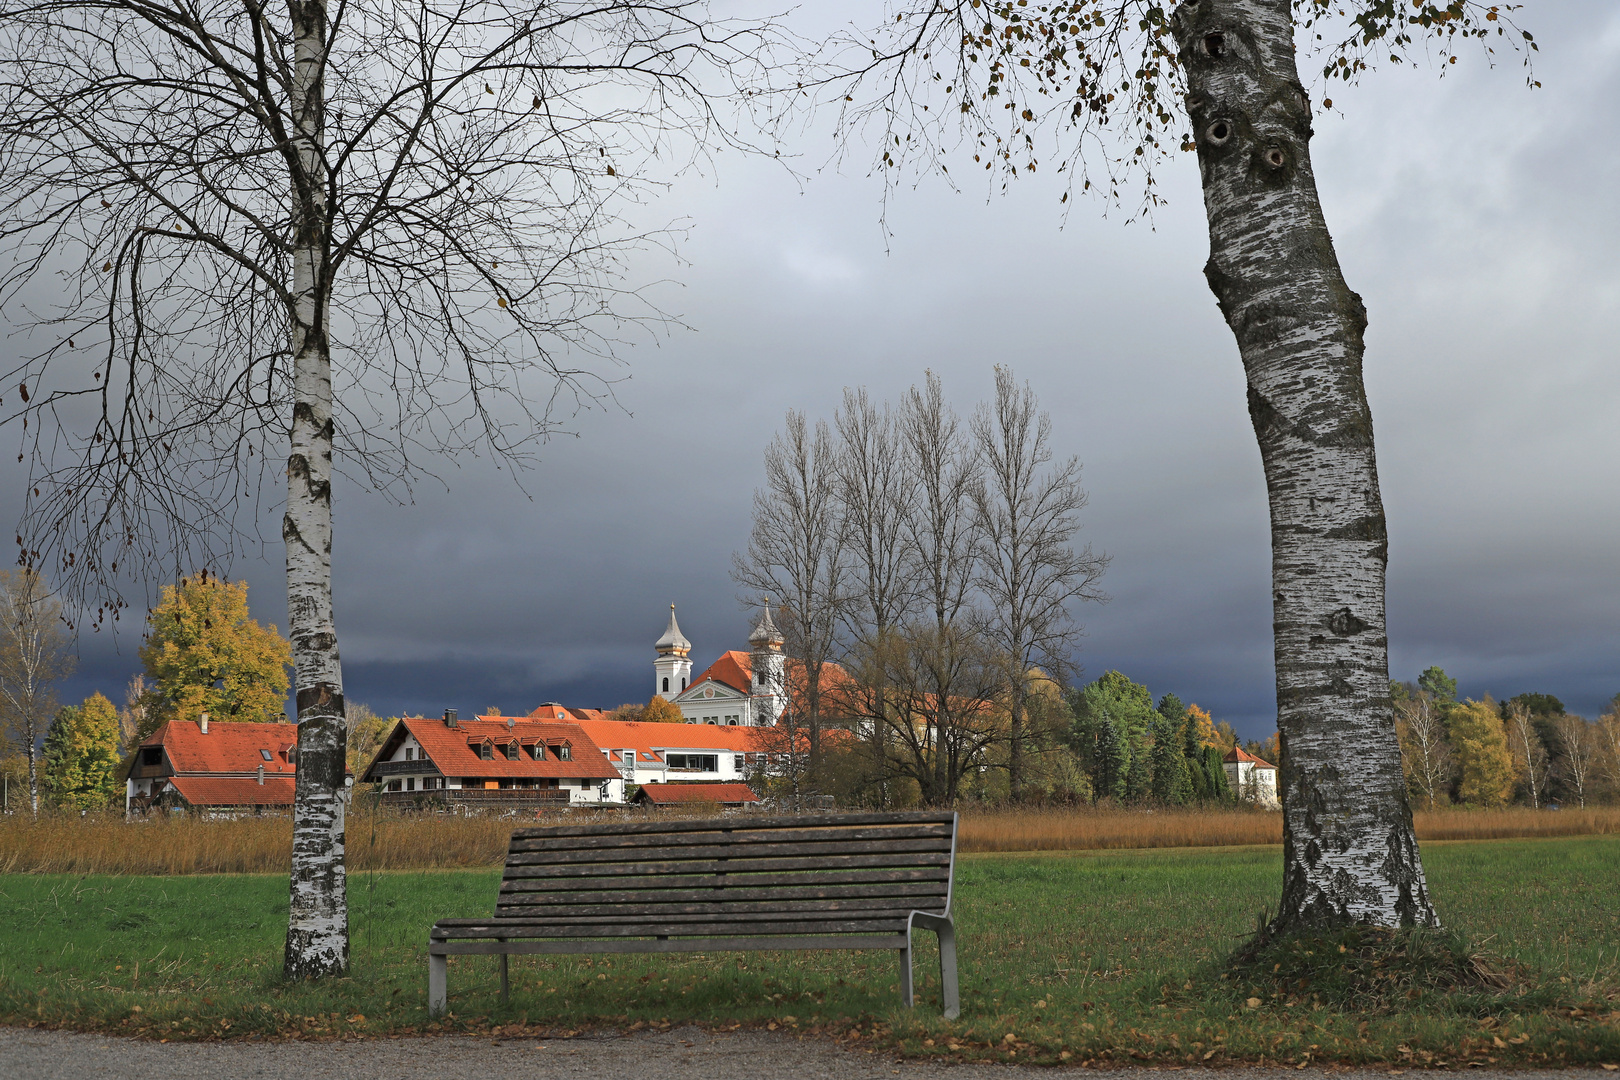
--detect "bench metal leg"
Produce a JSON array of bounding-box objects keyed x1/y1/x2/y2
[
  {"x1": 499, "y1": 951, "x2": 510, "y2": 1003},
  {"x1": 428, "y1": 952, "x2": 448, "y2": 1018},
  {"x1": 899, "y1": 938, "x2": 915, "y2": 1008},
  {"x1": 908, "y1": 913, "x2": 959, "y2": 1018},
  {"x1": 937, "y1": 920, "x2": 960, "y2": 1020}
]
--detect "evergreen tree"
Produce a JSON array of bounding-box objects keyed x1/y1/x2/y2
[
  {"x1": 1204, "y1": 745, "x2": 1233, "y2": 800},
  {"x1": 1125, "y1": 738, "x2": 1154, "y2": 802},
  {"x1": 1417, "y1": 666, "x2": 1459, "y2": 709},
  {"x1": 1093, "y1": 714, "x2": 1127, "y2": 803},
  {"x1": 41, "y1": 693, "x2": 122, "y2": 811},
  {"x1": 1149, "y1": 711, "x2": 1192, "y2": 804}
]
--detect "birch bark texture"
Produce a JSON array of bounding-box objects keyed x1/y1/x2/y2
[
  {"x1": 1171, "y1": 0, "x2": 1435, "y2": 930},
  {"x1": 281, "y1": 0, "x2": 348, "y2": 981}
]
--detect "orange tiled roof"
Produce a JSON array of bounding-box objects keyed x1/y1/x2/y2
[
  {"x1": 1223, "y1": 745, "x2": 1277, "y2": 769},
  {"x1": 568, "y1": 716, "x2": 768, "y2": 758},
  {"x1": 681, "y1": 652, "x2": 854, "y2": 703},
  {"x1": 635, "y1": 782, "x2": 760, "y2": 805},
  {"x1": 167, "y1": 775, "x2": 296, "y2": 806},
  {"x1": 136, "y1": 719, "x2": 296, "y2": 775},
  {"x1": 364, "y1": 716, "x2": 621, "y2": 782}
]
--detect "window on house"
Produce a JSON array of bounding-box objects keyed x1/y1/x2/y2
[
  {"x1": 141, "y1": 747, "x2": 162, "y2": 766},
  {"x1": 734, "y1": 755, "x2": 745, "y2": 771},
  {"x1": 387, "y1": 779, "x2": 402, "y2": 792},
  {"x1": 405, "y1": 747, "x2": 414, "y2": 760},
  {"x1": 558, "y1": 744, "x2": 571, "y2": 761},
  {"x1": 406, "y1": 777, "x2": 416, "y2": 791},
  {"x1": 259, "y1": 749, "x2": 273, "y2": 762},
  {"x1": 667, "y1": 754, "x2": 718, "y2": 772},
  {"x1": 505, "y1": 742, "x2": 519, "y2": 761},
  {"x1": 531, "y1": 744, "x2": 546, "y2": 761},
  {"x1": 480, "y1": 741, "x2": 493, "y2": 760}
]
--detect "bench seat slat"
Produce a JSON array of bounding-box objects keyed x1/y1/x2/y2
[
  {"x1": 508, "y1": 811, "x2": 953, "y2": 841},
  {"x1": 506, "y1": 823, "x2": 953, "y2": 854},
  {"x1": 434, "y1": 918, "x2": 909, "y2": 939},
  {"x1": 501, "y1": 838, "x2": 951, "y2": 867},
  {"x1": 498, "y1": 853, "x2": 950, "y2": 879},
  {"x1": 433, "y1": 934, "x2": 909, "y2": 957},
  {"x1": 496, "y1": 869, "x2": 949, "y2": 895},
  {"x1": 477, "y1": 903, "x2": 936, "y2": 923},
  {"x1": 495, "y1": 893, "x2": 945, "y2": 916}
]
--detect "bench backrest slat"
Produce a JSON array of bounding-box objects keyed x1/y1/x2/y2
[{"x1": 494, "y1": 812, "x2": 957, "y2": 921}]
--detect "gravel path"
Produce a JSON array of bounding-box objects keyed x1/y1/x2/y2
[{"x1": 1, "y1": 1025, "x2": 1612, "y2": 1080}]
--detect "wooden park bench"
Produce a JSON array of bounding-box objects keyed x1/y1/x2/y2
[{"x1": 428, "y1": 810, "x2": 960, "y2": 1018}]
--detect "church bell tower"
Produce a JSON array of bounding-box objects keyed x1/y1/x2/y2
[
  {"x1": 654, "y1": 604, "x2": 692, "y2": 701},
  {"x1": 748, "y1": 604, "x2": 786, "y2": 726}
]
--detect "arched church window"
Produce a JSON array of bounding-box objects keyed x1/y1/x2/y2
[
  {"x1": 662, "y1": 677, "x2": 669, "y2": 693},
  {"x1": 681, "y1": 678, "x2": 687, "y2": 689}
]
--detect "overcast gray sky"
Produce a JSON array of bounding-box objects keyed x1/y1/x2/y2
[{"x1": 16, "y1": 2, "x2": 1619, "y2": 738}]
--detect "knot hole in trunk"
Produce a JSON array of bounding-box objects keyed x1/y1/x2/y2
[
  {"x1": 1206, "y1": 119, "x2": 1233, "y2": 146},
  {"x1": 1202, "y1": 32, "x2": 1225, "y2": 58}
]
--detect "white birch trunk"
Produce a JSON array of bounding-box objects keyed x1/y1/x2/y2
[
  {"x1": 1171, "y1": 0, "x2": 1437, "y2": 930},
  {"x1": 282, "y1": 0, "x2": 348, "y2": 980}
]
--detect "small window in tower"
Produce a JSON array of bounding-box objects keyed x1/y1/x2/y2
[
  {"x1": 756, "y1": 671, "x2": 762, "y2": 685},
  {"x1": 681, "y1": 677, "x2": 687, "y2": 689},
  {"x1": 662, "y1": 677, "x2": 669, "y2": 693}
]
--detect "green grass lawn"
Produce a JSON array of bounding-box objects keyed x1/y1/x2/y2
[{"x1": 1, "y1": 836, "x2": 1616, "y2": 1065}]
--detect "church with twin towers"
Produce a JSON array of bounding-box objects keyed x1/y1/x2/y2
[{"x1": 652, "y1": 604, "x2": 789, "y2": 727}]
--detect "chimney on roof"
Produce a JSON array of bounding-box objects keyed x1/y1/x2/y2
[
  {"x1": 198, "y1": 712, "x2": 209, "y2": 734},
  {"x1": 443, "y1": 709, "x2": 458, "y2": 729},
  {"x1": 257, "y1": 764, "x2": 265, "y2": 786}
]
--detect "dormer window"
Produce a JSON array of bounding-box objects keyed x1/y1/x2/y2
[
  {"x1": 555, "y1": 743, "x2": 572, "y2": 761},
  {"x1": 504, "y1": 742, "x2": 519, "y2": 761},
  {"x1": 530, "y1": 743, "x2": 547, "y2": 761},
  {"x1": 480, "y1": 739, "x2": 493, "y2": 760}
]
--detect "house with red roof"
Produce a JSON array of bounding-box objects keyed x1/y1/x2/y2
[
  {"x1": 359, "y1": 710, "x2": 623, "y2": 807},
  {"x1": 1223, "y1": 745, "x2": 1280, "y2": 808},
  {"x1": 125, "y1": 715, "x2": 304, "y2": 815},
  {"x1": 569, "y1": 716, "x2": 769, "y2": 790},
  {"x1": 631, "y1": 782, "x2": 760, "y2": 809}
]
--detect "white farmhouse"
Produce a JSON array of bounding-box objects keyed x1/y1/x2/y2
[{"x1": 1223, "y1": 746, "x2": 1280, "y2": 808}]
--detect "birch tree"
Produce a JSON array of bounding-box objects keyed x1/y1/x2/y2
[
  {"x1": 972, "y1": 365, "x2": 1107, "y2": 799},
  {"x1": 0, "y1": 569, "x2": 72, "y2": 814},
  {"x1": 1503, "y1": 701, "x2": 1548, "y2": 808},
  {"x1": 1550, "y1": 714, "x2": 1597, "y2": 809},
  {"x1": 1, "y1": 0, "x2": 774, "y2": 976},
  {"x1": 1394, "y1": 691, "x2": 1451, "y2": 810},
  {"x1": 813, "y1": 0, "x2": 1534, "y2": 931}
]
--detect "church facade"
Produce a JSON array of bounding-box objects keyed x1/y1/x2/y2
[{"x1": 652, "y1": 604, "x2": 788, "y2": 727}]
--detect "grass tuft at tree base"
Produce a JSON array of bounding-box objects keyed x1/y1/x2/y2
[{"x1": 1220, "y1": 921, "x2": 1539, "y2": 1016}]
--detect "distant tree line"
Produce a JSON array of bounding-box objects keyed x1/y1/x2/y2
[
  {"x1": 1, "y1": 571, "x2": 292, "y2": 814},
  {"x1": 1394, "y1": 666, "x2": 1620, "y2": 810}
]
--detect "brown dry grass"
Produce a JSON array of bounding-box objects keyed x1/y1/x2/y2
[{"x1": 1, "y1": 803, "x2": 1616, "y2": 874}]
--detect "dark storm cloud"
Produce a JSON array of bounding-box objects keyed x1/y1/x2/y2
[{"x1": 22, "y1": 4, "x2": 1620, "y2": 735}]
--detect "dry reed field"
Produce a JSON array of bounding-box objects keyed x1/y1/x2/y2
[{"x1": 1, "y1": 803, "x2": 1616, "y2": 875}]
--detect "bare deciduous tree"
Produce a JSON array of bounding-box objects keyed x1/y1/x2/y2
[
  {"x1": 1504, "y1": 702, "x2": 1548, "y2": 809},
  {"x1": 972, "y1": 366, "x2": 1107, "y2": 800},
  {"x1": 833, "y1": 386, "x2": 914, "y2": 804},
  {"x1": 1394, "y1": 692, "x2": 1451, "y2": 811},
  {"x1": 734, "y1": 412, "x2": 845, "y2": 775},
  {"x1": 0, "y1": 569, "x2": 72, "y2": 815},
  {"x1": 1550, "y1": 714, "x2": 1598, "y2": 810},
  {"x1": 1, "y1": 0, "x2": 774, "y2": 976}
]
